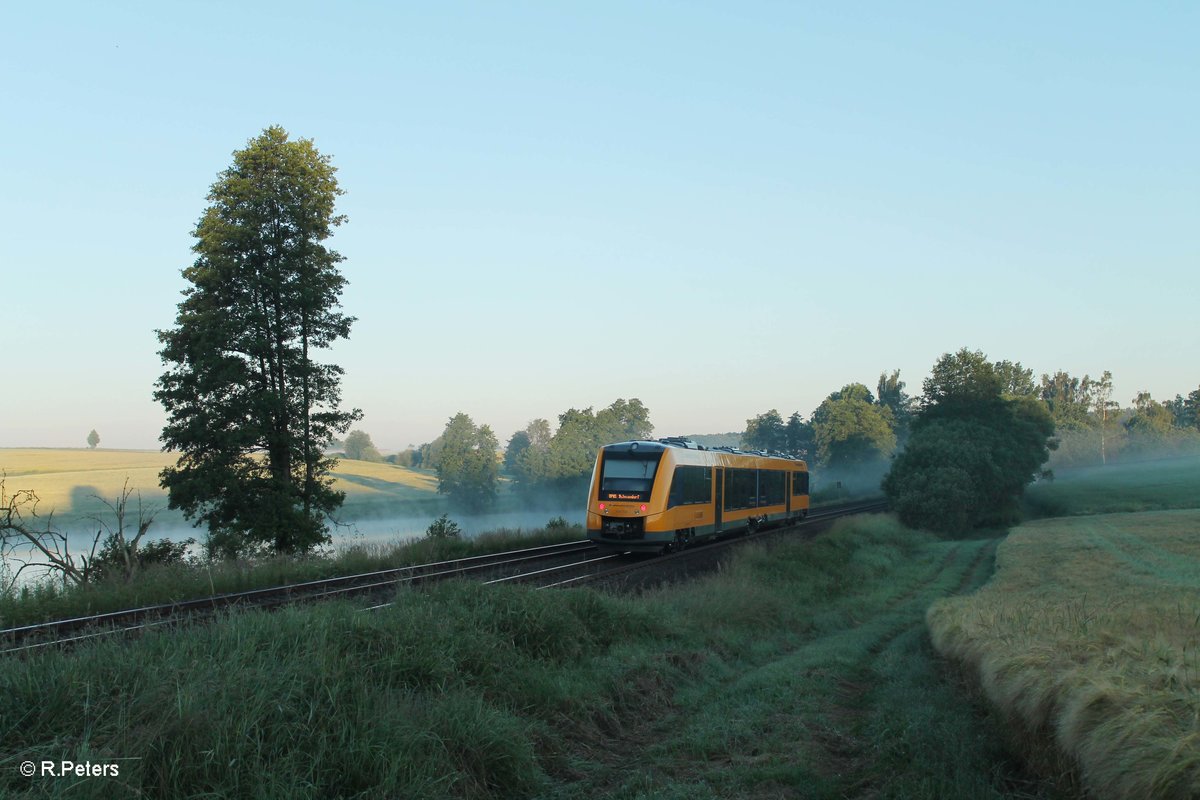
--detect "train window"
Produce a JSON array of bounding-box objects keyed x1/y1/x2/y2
[
  {"x1": 599, "y1": 456, "x2": 661, "y2": 501},
  {"x1": 724, "y1": 468, "x2": 758, "y2": 510},
  {"x1": 792, "y1": 471, "x2": 810, "y2": 495},
  {"x1": 761, "y1": 470, "x2": 786, "y2": 506},
  {"x1": 668, "y1": 466, "x2": 711, "y2": 507}
]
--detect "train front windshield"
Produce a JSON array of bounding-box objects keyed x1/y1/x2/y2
[{"x1": 599, "y1": 456, "x2": 660, "y2": 501}]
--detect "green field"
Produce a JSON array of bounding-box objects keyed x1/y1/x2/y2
[
  {"x1": 929, "y1": 509, "x2": 1200, "y2": 798},
  {"x1": 1023, "y1": 454, "x2": 1200, "y2": 518}
]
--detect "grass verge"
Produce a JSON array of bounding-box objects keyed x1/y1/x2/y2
[{"x1": 0, "y1": 522, "x2": 582, "y2": 629}]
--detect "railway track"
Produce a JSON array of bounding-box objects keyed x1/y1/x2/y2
[
  {"x1": 0, "y1": 540, "x2": 598, "y2": 655},
  {"x1": 0, "y1": 500, "x2": 887, "y2": 654},
  {"x1": 525, "y1": 499, "x2": 889, "y2": 591}
]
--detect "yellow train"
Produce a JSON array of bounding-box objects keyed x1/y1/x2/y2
[{"x1": 585, "y1": 437, "x2": 810, "y2": 553}]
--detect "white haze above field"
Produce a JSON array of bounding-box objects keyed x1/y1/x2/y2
[{"x1": 2, "y1": 3, "x2": 1197, "y2": 452}]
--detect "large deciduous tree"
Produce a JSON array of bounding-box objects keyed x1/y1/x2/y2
[
  {"x1": 884, "y1": 348, "x2": 1055, "y2": 533},
  {"x1": 154, "y1": 126, "x2": 361, "y2": 557}
]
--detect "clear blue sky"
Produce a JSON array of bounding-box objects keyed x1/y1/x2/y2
[{"x1": 3, "y1": 1, "x2": 1196, "y2": 451}]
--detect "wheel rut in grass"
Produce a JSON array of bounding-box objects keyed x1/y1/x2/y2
[{"x1": 542, "y1": 529, "x2": 1045, "y2": 799}]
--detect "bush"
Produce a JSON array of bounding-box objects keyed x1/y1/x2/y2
[{"x1": 426, "y1": 514, "x2": 462, "y2": 540}]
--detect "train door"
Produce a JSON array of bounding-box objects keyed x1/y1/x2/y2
[{"x1": 714, "y1": 467, "x2": 724, "y2": 532}]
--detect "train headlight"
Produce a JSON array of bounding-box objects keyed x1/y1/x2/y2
[{"x1": 640, "y1": 504, "x2": 646, "y2": 513}]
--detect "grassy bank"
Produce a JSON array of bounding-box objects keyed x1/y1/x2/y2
[
  {"x1": 0, "y1": 522, "x2": 583, "y2": 629},
  {"x1": 927, "y1": 510, "x2": 1200, "y2": 799},
  {"x1": 1, "y1": 515, "x2": 1049, "y2": 799}
]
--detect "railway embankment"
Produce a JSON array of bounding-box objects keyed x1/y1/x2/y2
[{"x1": 1, "y1": 514, "x2": 1051, "y2": 799}]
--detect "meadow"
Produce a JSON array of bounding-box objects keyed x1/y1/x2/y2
[
  {"x1": 928, "y1": 509, "x2": 1200, "y2": 798},
  {"x1": 1023, "y1": 454, "x2": 1200, "y2": 518},
  {"x1": 0, "y1": 515, "x2": 1052, "y2": 800}
]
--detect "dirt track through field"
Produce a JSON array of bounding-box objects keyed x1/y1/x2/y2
[{"x1": 547, "y1": 534, "x2": 1058, "y2": 799}]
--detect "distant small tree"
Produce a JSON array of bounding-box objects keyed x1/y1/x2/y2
[
  {"x1": 436, "y1": 413, "x2": 500, "y2": 511},
  {"x1": 744, "y1": 409, "x2": 786, "y2": 451},
  {"x1": 1091, "y1": 371, "x2": 1118, "y2": 463},
  {"x1": 810, "y1": 385, "x2": 896, "y2": 469},
  {"x1": 425, "y1": 514, "x2": 461, "y2": 540},
  {"x1": 1125, "y1": 392, "x2": 1176, "y2": 440},
  {"x1": 343, "y1": 429, "x2": 383, "y2": 462},
  {"x1": 391, "y1": 448, "x2": 418, "y2": 468},
  {"x1": 877, "y1": 370, "x2": 914, "y2": 442},
  {"x1": 993, "y1": 360, "x2": 1037, "y2": 398},
  {"x1": 784, "y1": 412, "x2": 814, "y2": 456},
  {"x1": 504, "y1": 430, "x2": 532, "y2": 475},
  {"x1": 86, "y1": 429, "x2": 100, "y2": 449}
]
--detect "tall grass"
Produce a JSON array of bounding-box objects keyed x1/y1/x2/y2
[
  {"x1": 0, "y1": 523, "x2": 584, "y2": 629},
  {"x1": 927, "y1": 509, "x2": 1200, "y2": 799},
  {"x1": 0, "y1": 583, "x2": 666, "y2": 799}
]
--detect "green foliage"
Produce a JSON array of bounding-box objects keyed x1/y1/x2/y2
[
  {"x1": 993, "y1": 359, "x2": 1036, "y2": 397},
  {"x1": 510, "y1": 400, "x2": 653, "y2": 498},
  {"x1": 886, "y1": 349, "x2": 1056, "y2": 533},
  {"x1": 784, "y1": 411, "x2": 812, "y2": 455},
  {"x1": 876, "y1": 369, "x2": 914, "y2": 441},
  {"x1": 811, "y1": 384, "x2": 897, "y2": 469},
  {"x1": 743, "y1": 408, "x2": 785, "y2": 451},
  {"x1": 388, "y1": 448, "x2": 418, "y2": 468},
  {"x1": 435, "y1": 413, "x2": 500, "y2": 511},
  {"x1": 922, "y1": 348, "x2": 1004, "y2": 410},
  {"x1": 503, "y1": 429, "x2": 531, "y2": 475},
  {"x1": 425, "y1": 513, "x2": 461, "y2": 539},
  {"x1": 743, "y1": 409, "x2": 813, "y2": 456},
  {"x1": 90, "y1": 535, "x2": 195, "y2": 583},
  {"x1": 85, "y1": 429, "x2": 99, "y2": 449},
  {"x1": 154, "y1": 126, "x2": 361, "y2": 557},
  {"x1": 343, "y1": 429, "x2": 383, "y2": 462}
]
